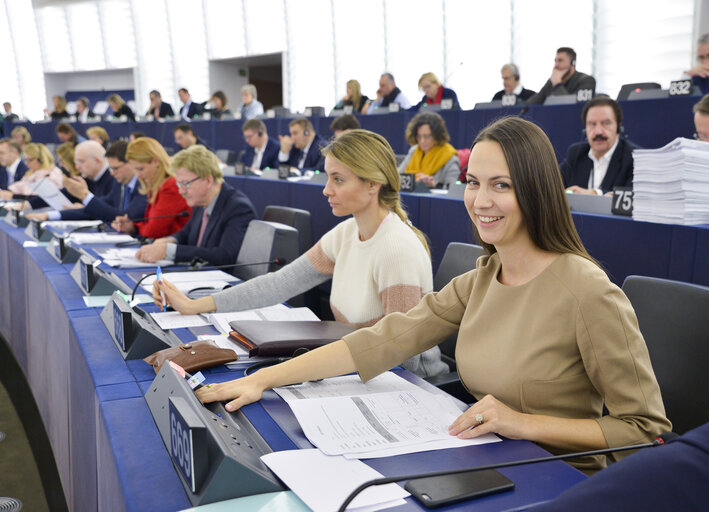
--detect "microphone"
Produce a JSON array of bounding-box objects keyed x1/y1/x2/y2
[
  {"x1": 66, "y1": 222, "x2": 108, "y2": 235},
  {"x1": 128, "y1": 210, "x2": 190, "y2": 223},
  {"x1": 130, "y1": 258, "x2": 288, "y2": 301},
  {"x1": 338, "y1": 433, "x2": 679, "y2": 511}
]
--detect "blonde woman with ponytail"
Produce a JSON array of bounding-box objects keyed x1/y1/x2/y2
[{"x1": 155, "y1": 129, "x2": 447, "y2": 378}]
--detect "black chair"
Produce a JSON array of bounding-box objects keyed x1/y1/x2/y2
[
  {"x1": 262, "y1": 205, "x2": 313, "y2": 255},
  {"x1": 233, "y1": 220, "x2": 299, "y2": 282},
  {"x1": 622, "y1": 275, "x2": 709, "y2": 434},
  {"x1": 424, "y1": 242, "x2": 485, "y2": 401},
  {"x1": 616, "y1": 82, "x2": 661, "y2": 101}
]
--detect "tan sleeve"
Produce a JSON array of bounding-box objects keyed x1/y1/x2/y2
[
  {"x1": 576, "y1": 283, "x2": 672, "y2": 448},
  {"x1": 344, "y1": 271, "x2": 474, "y2": 382},
  {"x1": 305, "y1": 241, "x2": 335, "y2": 275},
  {"x1": 379, "y1": 284, "x2": 425, "y2": 315}
]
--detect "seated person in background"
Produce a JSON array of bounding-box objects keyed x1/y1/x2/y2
[
  {"x1": 398, "y1": 112, "x2": 460, "y2": 188},
  {"x1": 526, "y1": 47, "x2": 596, "y2": 105},
  {"x1": 11, "y1": 126, "x2": 31, "y2": 154},
  {"x1": 240, "y1": 84, "x2": 264, "y2": 120},
  {"x1": 333, "y1": 79, "x2": 370, "y2": 114},
  {"x1": 0, "y1": 143, "x2": 63, "y2": 199},
  {"x1": 411, "y1": 72, "x2": 460, "y2": 111},
  {"x1": 174, "y1": 123, "x2": 211, "y2": 151},
  {"x1": 531, "y1": 423, "x2": 709, "y2": 511},
  {"x1": 194, "y1": 118, "x2": 670, "y2": 474},
  {"x1": 330, "y1": 114, "x2": 360, "y2": 137},
  {"x1": 177, "y1": 87, "x2": 202, "y2": 121},
  {"x1": 129, "y1": 131, "x2": 145, "y2": 142},
  {"x1": 278, "y1": 118, "x2": 327, "y2": 171},
  {"x1": 112, "y1": 137, "x2": 191, "y2": 239},
  {"x1": 0, "y1": 138, "x2": 28, "y2": 190},
  {"x1": 26, "y1": 140, "x2": 117, "y2": 221},
  {"x1": 75, "y1": 97, "x2": 95, "y2": 123},
  {"x1": 207, "y1": 90, "x2": 231, "y2": 120},
  {"x1": 29, "y1": 141, "x2": 147, "y2": 224},
  {"x1": 107, "y1": 94, "x2": 136, "y2": 122},
  {"x1": 492, "y1": 63, "x2": 536, "y2": 102},
  {"x1": 561, "y1": 96, "x2": 638, "y2": 195},
  {"x1": 44, "y1": 95, "x2": 70, "y2": 120},
  {"x1": 684, "y1": 34, "x2": 709, "y2": 95},
  {"x1": 55, "y1": 142, "x2": 79, "y2": 176},
  {"x1": 3, "y1": 102, "x2": 19, "y2": 122},
  {"x1": 693, "y1": 93, "x2": 709, "y2": 141},
  {"x1": 136, "y1": 145, "x2": 256, "y2": 265},
  {"x1": 145, "y1": 90, "x2": 174, "y2": 120},
  {"x1": 56, "y1": 122, "x2": 85, "y2": 145},
  {"x1": 367, "y1": 72, "x2": 411, "y2": 113},
  {"x1": 239, "y1": 119, "x2": 280, "y2": 170},
  {"x1": 86, "y1": 126, "x2": 109, "y2": 148},
  {"x1": 155, "y1": 129, "x2": 447, "y2": 378}
]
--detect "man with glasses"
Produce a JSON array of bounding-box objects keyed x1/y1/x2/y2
[
  {"x1": 685, "y1": 34, "x2": 709, "y2": 95},
  {"x1": 135, "y1": 145, "x2": 256, "y2": 266},
  {"x1": 561, "y1": 96, "x2": 639, "y2": 195},
  {"x1": 239, "y1": 119, "x2": 279, "y2": 170},
  {"x1": 692, "y1": 94, "x2": 709, "y2": 142}
]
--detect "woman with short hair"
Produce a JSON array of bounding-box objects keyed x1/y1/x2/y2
[
  {"x1": 399, "y1": 111, "x2": 460, "y2": 188},
  {"x1": 208, "y1": 91, "x2": 231, "y2": 120},
  {"x1": 412, "y1": 72, "x2": 460, "y2": 111},
  {"x1": 240, "y1": 84, "x2": 264, "y2": 120}
]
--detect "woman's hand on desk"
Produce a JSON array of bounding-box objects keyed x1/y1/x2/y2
[
  {"x1": 111, "y1": 214, "x2": 136, "y2": 234},
  {"x1": 196, "y1": 375, "x2": 265, "y2": 412},
  {"x1": 448, "y1": 394, "x2": 530, "y2": 441},
  {"x1": 153, "y1": 278, "x2": 216, "y2": 314}
]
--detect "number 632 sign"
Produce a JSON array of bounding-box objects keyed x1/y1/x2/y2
[{"x1": 612, "y1": 187, "x2": 633, "y2": 216}]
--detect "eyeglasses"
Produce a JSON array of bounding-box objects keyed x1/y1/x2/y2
[
  {"x1": 109, "y1": 162, "x2": 126, "y2": 172},
  {"x1": 176, "y1": 176, "x2": 202, "y2": 189}
]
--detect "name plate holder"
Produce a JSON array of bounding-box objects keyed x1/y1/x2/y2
[
  {"x1": 3, "y1": 209, "x2": 29, "y2": 228},
  {"x1": 309, "y1": 171, "x2": 328, "y2": 184},
  {"x1": 99, "y1": 291, "x2": 175, "y2": 359},
  {"x1": 611, "y1": 187, "x2": 634, "y2": 217},
  {"x1": 69, "y1": 255, "x2": 131, "y2": 296},
  {"x1": 145, "y1": 363, "x2": 284, "y2": 506},
  {"x1": 262, "y1": 168, "x2": 281, "y2": 180},
  {"x1": 25, "y1": 220, "x2": 53, "y2": 242},
  {"x1": 46, "y1": 235, "x2": 80, "y2": 263}
]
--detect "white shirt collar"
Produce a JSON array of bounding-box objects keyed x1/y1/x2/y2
[
  {"x1": 93, "y1": 165, "x2": 109, "y2": 182},
  {"x1": 513, "y1": 83, "x2": 523, "y2": 95},
  {"x1": 587, "y1": 138, "x2": 619, "y2": 165}
]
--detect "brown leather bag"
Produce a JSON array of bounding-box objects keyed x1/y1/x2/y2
[{"x1": 143, "y1": 339, "x2": 237, "y2": 374}]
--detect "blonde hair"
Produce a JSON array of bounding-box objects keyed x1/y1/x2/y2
[
  {"x1": 53, "y1": 95, "x2": 67, "y2": 112},
  {"x1": 125, "y1": 137, "x2": 172, "y2": 202},
  {"x1": 107, "y1": 94, "x2": 125, "y2": 109},
  {"x1": 23, "y1": 143, "x2": 54, "y2": 174},
  {"x1": 11, "y1": 126, "x2": 31, "y2": 145},
  {"x1": 321, "y1": 129, "x2": 430, "y2": 256},
  {"x1": 346, "y1": 79, "x2": 363, "y2": 111},
  {"x1": 418, "y1": 72, "x2": 441, "y2": 88},
  {"x1": 56, "y1": 142, "x2": 78, "y2": 175},
  {"x1": 87, "y1": 126, "x2": 110, "y2": 145},
  {"x1": 170, "y1": 145, "x2": 223, "y2": 183}
]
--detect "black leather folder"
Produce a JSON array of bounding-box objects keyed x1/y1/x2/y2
[{"x1": 228, "y1": 320, "x2": 354, "y2": 357}]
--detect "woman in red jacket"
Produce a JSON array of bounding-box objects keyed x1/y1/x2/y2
[{"x1": 112, "y1": 137, "x2": 191, "y2": 238}]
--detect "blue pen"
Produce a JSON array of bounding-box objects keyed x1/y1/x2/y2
[{"x1": 156, "y1": 266, "x2": 166, "y2": 310}]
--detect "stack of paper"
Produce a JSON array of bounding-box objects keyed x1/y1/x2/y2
[
  {"x1": 633, "y1": 137, "x2": 709, "y2": 225},
  {"x1": 68, "y1": 232, "x2": 136, "y2": 244},
  {"x1": 94, "y1": 247, "x2": 172, "y2": 268},
  {"x1": 139, "y1": 269, "x2": 235, "y2": 294},
  {"x1": 207, "y1": 305, "x2": 319, "y2": 334}
]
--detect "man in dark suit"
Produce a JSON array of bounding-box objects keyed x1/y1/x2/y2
[
  {"x1": 239, "y1": 119, "x2": 280, "y2": 170},
  {"x1": 0, "y1": 138, "x2": 28, "y2": 190},
  {"x1": 145, "y1": 90, "x2": 174, "y2": 120},
  {"x1": 526, "y1": 47, "x2": 596, "y2": 105},
  {"x1": 2, "y1": 102, "x2": 19, "y2": 122},
  {"x1": 136, "y1": 145, "x2": 256, "y2": 266},
  {"x1": 75, "y1": 97, "x2": 95, "y2": 123},
  {"x1": 177, "y1": 88, "x2": 202, "y2": 121},
  {"x1": 492, "y1": 63, "x2": 536, "y2": 102},
  {"x1": 174, "y1": 123, "x2": 212, "y2": 151},
  {"x1": 278, "y1": 118, "x2": 326, "y2": 171},
  {"x1": 561, "y1": 97, "x2": 638, "y2": 195},
  {"x1": 26, "y1": 140, "x2": 118, "y2": 221}
]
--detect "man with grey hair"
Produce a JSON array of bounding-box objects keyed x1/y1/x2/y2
[
  {"x1": 75, "y1": 96, "x2": 94, "y2": 123},
  {"x1": 492, "y1": 63, "x2": 536, "y2": 102},
  {"x1": 240, "y1": 84, "x2": 264, "y2": 120},
  {"x1": 367, "y1": 72, "x2": 411, "y2": 113},
  {"x1": 685, "y1": 34, "x2": 709, "y2": 95}
]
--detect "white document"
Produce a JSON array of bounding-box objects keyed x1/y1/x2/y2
[
  {"x1": 140, "y1": 270, "x2": 235, "y2": 294},
  {"x1": 68, "y1": 232, "x2": 136, "y2": 244},
  {"x1": 343, "y1": 434, "x2": 501, "y2": 460},
  {"x1": 275, "y1": 372, "x2": 419, "y2": 402},
  {"x1": 150, "y1": 311, "x2": 210, "y2": 330},
  {"x1": 206, "y1": 305, "x2": 317, "y2": 334},
  {"x1": 97, "y1": 248, "x2": 171, "y2": 268},
  {"x1": 287, "y1": 389, "x2": 499, "y2": 457},
  {"x1": 260, "y1": 449, "x2": 408, "y2": 512},
  {"x1": 198, "y1": 333, "x2": 250, "y2": 357},
  {"x1": 31, "y1": 178, "x2": 72, "y2": 210},
  {"x1": 42, "y1": 220, "x2": 102, "y2": 232}
]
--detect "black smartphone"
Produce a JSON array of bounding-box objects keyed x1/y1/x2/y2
[
  {"x1": 60, "y1": 166, "x2": 72, "y2": 177},
  {"x1": 405, "y1": 469, "x2": 514, "y2": 508}
]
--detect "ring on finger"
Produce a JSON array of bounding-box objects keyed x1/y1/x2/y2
[{"x1": 475, "y1": 413, "x2": 484, "y2": 423}]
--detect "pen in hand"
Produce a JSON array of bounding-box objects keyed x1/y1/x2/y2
[{"x1": 156, "y1": 266, "x2": 166, "y2": 310}]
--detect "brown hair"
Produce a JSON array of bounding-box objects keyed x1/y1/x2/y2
[
  {"x1": 405, "y1": 112, "x2": 450, "y2": 146},
  {"x1": 125, "y1": 137, "x2": 172, "y2": 202},
  {"x1": 582, "y1": 95, "x2": 622, "y2": 131},
  {"x1": 693, "y1": 93, "x2": 709, "y2": 115},
  {"x1": 242, "y1": 119, "x2": 267, "y2": 134},
  {"x1": 471, "y1": 117, "x2": 595, "y2": 264},
  {"x1": 56, "y1": 123, "x2": 77, "y2": 142},
  {"x1": 330, "y1": 114, "x2": 360, "y2": 133},
  {"x1": 289, "y1": 117, "x2": 314, "y2": 134}
]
